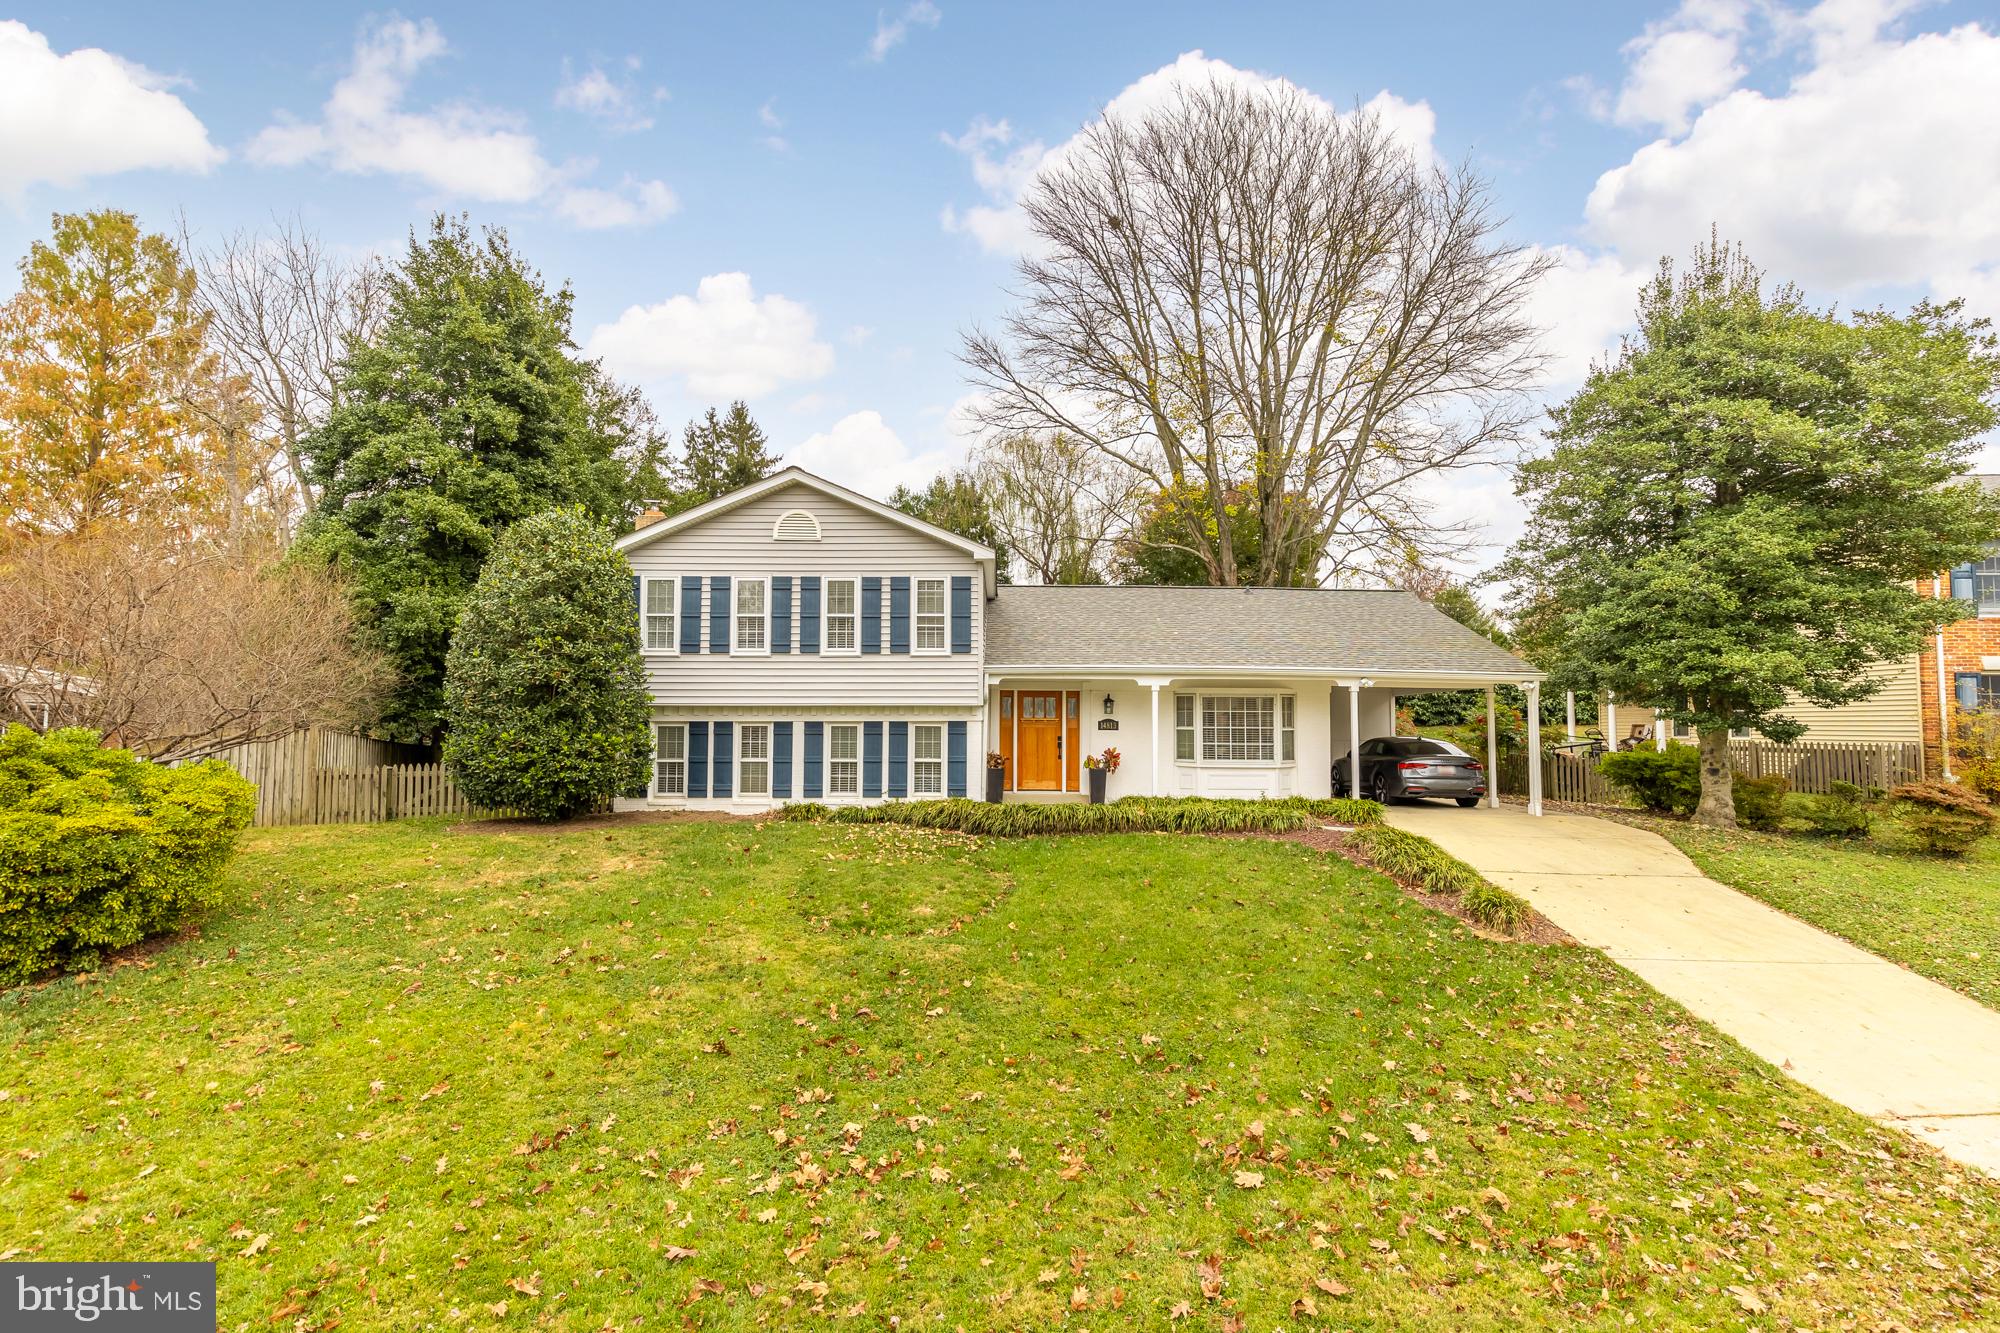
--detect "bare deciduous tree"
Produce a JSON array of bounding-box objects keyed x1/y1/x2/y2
[
  {"x1": 961, "y1": 80, "x2": 1549, "y2": 585},
  {"x1": 0, "y1": 525, "x2": 392, "y2": 760},
  {"x1": 187, "y1": 216, "x2": 388, "y2": 527},
  {"x1": 973, "y1": 431, "x2": 1139, "y2": 583}
]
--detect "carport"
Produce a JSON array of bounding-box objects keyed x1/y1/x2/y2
[{"x1": 1332, "y1": 673, "x2": 1548, "y2": 816}]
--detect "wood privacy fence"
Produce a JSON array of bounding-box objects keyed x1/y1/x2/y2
[
  {"x1": 178, "y1": 728, "x2": 510, "y2": 826},
  {"x1": 1497, "y1": 739, "x2": 1922, "y2": 807}
]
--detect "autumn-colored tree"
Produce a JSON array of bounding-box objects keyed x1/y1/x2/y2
[{"x1": 0, "y1": 211, "x2": 223, "y2": 538}]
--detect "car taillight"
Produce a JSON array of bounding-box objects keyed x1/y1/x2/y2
[
  {"x1": 1397, "y1": 761, "x2": 1428, "y2": 770},
  {"x1": 1465, "y1": 761, "x2": 1483, "y2": 771}
]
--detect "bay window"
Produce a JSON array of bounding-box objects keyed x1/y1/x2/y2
[{"x1": 1172, "y1": 693, "x2": 1297, "y2": 764}]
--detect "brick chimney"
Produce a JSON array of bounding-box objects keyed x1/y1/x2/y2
[{"x1": 634, "y1": 505, "x2": 665, "y2": 531}]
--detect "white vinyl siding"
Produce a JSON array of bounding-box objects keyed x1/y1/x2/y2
[
  {"x1": 828, "y1": 723, "x2": 860, "y2": 798},
  {"x1": 912, "y1": 723, "x2": 944, "y2": 796},
  {"x1": 738, "y1": 723, "x2": 770, "y2": 797},
  {"x1": 733, "y1": 578, "x2": 768, "y2": 654},
  {"x1": 825, "y1": 577, "x2": 858, "y2": 653},
  {"x1": 914, "y1": 577, "x2": 947, "y2": 654},
  {"x1": 642, "y1": 577, "x2": 676, "y2": 653},
  {"x1": 655, "y1": 723, "x2": 686, "y2": 796}
]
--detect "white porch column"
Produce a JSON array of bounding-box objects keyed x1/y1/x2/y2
[
  {"x1": 1526, "y1": 682, "x2": 1543, "y2": 817},
  {"x1": 1606, "y1": 692, "x2": 1617, "y2": 749},
  {"x1": 1485, "y1": 685, "x2": 1500, "y2": 809},
  {"x1": 1565, "y1": 690, "x2": 1576, "y2": 741},
  {"x1": 1654, "y1": 709, "x2": 1667, "y2": 752},
  {"x1": 1346, "y1": 682, "x2": 1362, "y2": 797},
  {"x1": 1150, "y1": 682, "x2": 1162, "y2": 796}
]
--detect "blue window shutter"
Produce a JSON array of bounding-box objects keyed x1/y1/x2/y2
[
  {"x1": 863, "y1": 721, "x2": 883, "y2": 798},
  {"x1": 1958, "y1": 673, "x2": 1981, "y2": 711},
  {"x1": 771, "y1": 576, "x2": 792, "y2": 653},
  {"x1": 1950, "y1": 563, "x2": 1977, "y2": 601},
  {"x1": 711, "y1": 721, "x2": 733, "y2": 797},
  {"x1": 862, "y1": 578, "x2": 882, "y2": 654},
  {"x1": 947, "y1": 721, "x2": 967, "y2": 797},
  {"x1": 630, "y1": 574, "x2": 641, "y2": 613},
  {"x1": 950, "y1": 576, "x2": 972, "y2": 654},
  {"x1": 803, "y1": 722, "x2": 824, "y2": 799},
  {"x1": 687, "y1": 722, "x2": 709, "y2": 798},
  {"x1": 889, "y1": 577, "x2": 911, "y2": 654},
  {"x1": 679, "y1": 577, "x2": 702, "y2": 654},
  {"x1": 709, "y1": 576, "x2": 731, "y2": 653},
  {"x1": 798, "y1": 576, "x2": 821, "y2": 654},
  {"x1": 773, "y1": 722, "x2": 793, "y2": 799},
  {"x1": 888, "y1": 721, "x2": 908, "y2": 798}
]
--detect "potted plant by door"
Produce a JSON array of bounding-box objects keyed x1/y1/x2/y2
[
  {"x1": 985, "y1": 751, "x2": 1006, "y2": 804},
  {"x1": 1083, "y1": 747, "x2": 1120, "y2": 804}
]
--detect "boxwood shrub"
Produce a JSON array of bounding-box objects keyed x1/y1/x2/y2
[
  {"x1": 0, "y1": 725, "x2": 255, "y2": 984},
  {"x1": 776, "y1": 794, "x2": 1383, "y2": 837}
]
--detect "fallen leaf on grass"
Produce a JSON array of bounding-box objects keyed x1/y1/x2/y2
[{"x1": 1231, "y1": 1170, "x2": 1264, "y2": 1189}]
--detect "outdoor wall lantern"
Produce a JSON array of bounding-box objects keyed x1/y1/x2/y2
[{"x1": 1102, "y1": 693, "x2": 1115, "y2": 716}]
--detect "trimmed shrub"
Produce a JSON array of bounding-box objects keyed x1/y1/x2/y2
[
  {"x1": 1888, "y1": 781, "x2": 1995, "y2": 857},
  {"x1": 0, "y1": 725, "x2": 255, "y2": 983},
  {"x1": 443, "y1": 509, "x2": 654, "y2": 822},
  {"x1": 776, "y1": 795, "x2": 1383, "y2": 837},
  {"x1": 1599, "y1": 743, "x2": 1702, "y2": 815},
  {"x1": 1794, "y1": 780, "x2": 1872, "y2": 838},
  {"x1": 1730, "y1": 772, "x2": 1789, "y2": 831},
  {"x1": 1342, "y1": 823, "x2": 1531, "y2": 933}
]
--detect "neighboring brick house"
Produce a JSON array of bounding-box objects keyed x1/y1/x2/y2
[{"x1": 1915, "y1": 473, "x2": 2000, "y2": 776}]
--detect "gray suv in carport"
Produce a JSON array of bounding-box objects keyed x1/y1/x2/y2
[{"x1": 1332, "y1": 736, "x2": 1487, "y2": 806}]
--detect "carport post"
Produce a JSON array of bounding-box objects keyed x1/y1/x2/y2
[
  {"x1": 1654, "y1": 710, "x2": 1667, "y2": 752},
  {"x1": 1485, "y1": 685, "x2": 1499, "y2": 809},
  {"x1": 1346, "y1": 682, "x2": 1361, "y2": 798},
  {"x1": 1565, "y1": 690, "x2": 1576, "y2": 741},
  {"x1": 1525, "y1": 682, "x2": 1543, "y2": 817}
]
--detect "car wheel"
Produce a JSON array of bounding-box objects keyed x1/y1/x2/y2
[
  {"x1": 1369, "y1": 772, "x2": 1392, "y2": 805},
  {"x1": 1455, "y1": 797, "x2": 1480, "y2": 808}
]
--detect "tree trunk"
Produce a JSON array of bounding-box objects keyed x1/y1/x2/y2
[{"x1": 1694, "y1": 725, "x2": 1736, "y2": 828}]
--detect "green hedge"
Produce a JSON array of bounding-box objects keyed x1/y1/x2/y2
[
  {"x1": 776, "y1": 795, "x2": 1383, "y2": 837},
  {"x1": 1343, "y1": 823, "x2": 1529, "y2": 933},
  {"x1": 0, "y1": 725, "x2": 255, "y2": 984}
]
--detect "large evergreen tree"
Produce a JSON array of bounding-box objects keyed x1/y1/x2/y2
[
  {"x1": 889, "y1": 470, "x2": 1012, "y2": 582},
  {"x1": 298, "y1": 216, "x2": 632, "y2": 740},
  {"x1": 1503, "y1": 240, "x2": 2000, "y2": 826},
  {"x1": 671, "y1": 400, "x2": 780, "y2": 511},
  {"x1": 441, "y1": 509, "x2": 652, "y2": 821}
]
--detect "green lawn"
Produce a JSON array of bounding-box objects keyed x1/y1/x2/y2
[
  {"x1": 4, "y1": 818, "x2": 1998, "y2": 1330},
  {"x1": 1627, "y1": 814, "x2": 2000, "y2": 1010}
]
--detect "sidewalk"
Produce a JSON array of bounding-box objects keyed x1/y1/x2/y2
[{"x1": 1386, "y1": 802, "x2": 2000, "y2": 1176}]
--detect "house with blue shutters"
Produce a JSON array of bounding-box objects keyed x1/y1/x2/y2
[{"x1": 613, "y1": 467, "x2": 1547, "y2": 812}]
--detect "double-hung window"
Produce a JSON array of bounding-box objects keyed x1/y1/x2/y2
[
  {"x1": 914, "y1": 577, "x2": 948, "y2": 652},
  {"x1": 827, "y1": 723, "x2": 860, "y2": 797},
  {"x1": 654, "y1": 723, "x2": 687, "y2": 797},
  {"x1": 1174, "y1": 694, "x2": 1196, "y2": 761},
  {"x1": 912, "y1": 723, "x2": 944, "y2": 796},
  {"x1": 825, "y1": 577, "x2": 858, "y2": 652},
  {"x1": 642, "y1": 578, "x2": 676, "y2": 652},
  {"x1": 738, "y1": 723, "x2": 770, "y2": 797},
  {"x1": 1976, "y1": 674, "x2": 2000, "y2": 711},
  {"x1": 1280, "y1": 695, "x2": 1296, "y2": 761},
  {"x1": 1977, "y1": 548, "x2": 2000, "y2": 617},
  {"x1": 734, "y1": 577, "x2": 768, "y2": 653}
]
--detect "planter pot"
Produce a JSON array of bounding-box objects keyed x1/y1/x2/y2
[
  {"x1": 985, "y1": 768, "x2": 1005, "y2": 804},
  {"x1": 1087, "y1": 769, "x2": 1108, "y2": 804}
]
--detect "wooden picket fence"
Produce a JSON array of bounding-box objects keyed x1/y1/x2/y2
[
  {"x1": 1498, "y1": 739, "x2": 1922, "y2": 807},
  {"x1": 178, "y1": 728, "x2": 513, "y2": 826},
  {"x1": 305, "y1": 763, "x2": 513, "y2": 826}
]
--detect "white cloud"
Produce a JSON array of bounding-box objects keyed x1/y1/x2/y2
[
  {"x1": 866, "y1": 1, "x2": 941, "y2": 62},
  {"x1": 0, "y1": 20, "x2": 223, "y2": 198},
  {"x1": 1524, "y1": 245, "x2": 1650, "y2": 391},
  {"x1": 1609, "y1": 0, "x2": 1752, "y2": 133},
  {"x1": 941, "y1": 51, "x2": 1437, "y2": 258},
  {"x1": 250, "y1": 18, "x2": 673, "y2": 228},
  {"x1": 786, "y1": 410, "x2": 965, "y2": 498},
  {"x1": 555, "y1": 57, "x2": 661, "y2": 133},
  {"x1": 757, "y1": 98, "x2": 789, "y2": 152},
  {"x1": 584, "y1": 273, "x2": 834, "y2": 398},
  {"x1": 1583, "y1": 10, "x2": 2000, "y2": 305}
]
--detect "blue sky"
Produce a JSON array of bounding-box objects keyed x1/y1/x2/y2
[{"x1": 5, "y1": 0, "x2": 1998, "y2": 566}]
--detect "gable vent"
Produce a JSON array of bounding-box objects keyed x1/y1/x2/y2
[{"x1": 772, "y1": 509, "x2": 822, "y2": 542}]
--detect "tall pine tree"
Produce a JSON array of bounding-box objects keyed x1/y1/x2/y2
[
  {"x1": 299, "y1": 216, "x2": 631, "y2": 741},
  {"x1": 671, "y1": 400, "x2": 780, "y2": 510}
]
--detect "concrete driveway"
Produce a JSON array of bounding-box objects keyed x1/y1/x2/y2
[{"x1": 1386, "y1": 801, "x2": 2000, "y2": 1177}]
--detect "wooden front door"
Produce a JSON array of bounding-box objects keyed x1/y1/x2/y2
[{"x1": 1017, "y1": 691, "x2": 1064, "y2": 790}]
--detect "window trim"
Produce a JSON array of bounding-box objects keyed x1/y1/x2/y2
[
  {"x1": 639, "y1": 574, "x2": 679, "y2": 656},
  {"x1": 912, "y1": 576, "x2": 949, "y2": 656},
  {"x1": 1977, "y1": 548, "x2": 2000, "y2": 619},
  {"x1": 825, "y1": 722, "x2": 862, "y2": 801},
  {"x1": 654, "y1": 722, "x2": 687, "y2": 799},
  {"x1": 731, "y1": 575, "x2": 770, "y2": 656},
  {"x1": 1171, "y1": 692, "x2": 1297, "y2": 768},
  {"x1": 737, "y1": 721, "x2": 771, "y2": 799},
  {"x1": 823, "y1": 576, "x2": 860, "y2": 655},
  {"x1": 911, "y1": 722, "x2": 945, "y2": 797}
]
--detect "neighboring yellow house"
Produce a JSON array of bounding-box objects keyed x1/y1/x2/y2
[{"x1": 1651, "y1": 658, "x2": 1926, "y2": 748}]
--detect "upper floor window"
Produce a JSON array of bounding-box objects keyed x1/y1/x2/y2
[
  {"x1": 914, "y1": 577, "x2": 947, "y2": 653},
  {"x1": 734, "y1": 578, "x2": 768, "y2": 653},
  {"x1": 825, "y1": 577, "x2": 859, "y2": 653},
  {"x1": 1978, "y1": 549, "x2": 2000, "y2": 616},
  {"x1": 643, "y1": 578, "x2": 675, "y2": 652}
]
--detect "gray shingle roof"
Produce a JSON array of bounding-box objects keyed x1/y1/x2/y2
[{"x1": 984, "y1": 585, "x2": 1536, "y2": 678}]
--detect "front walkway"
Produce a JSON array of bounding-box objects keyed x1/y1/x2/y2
[{"x1": 1386, "y1": 802, "x2": 2000, "y2": 1177}]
